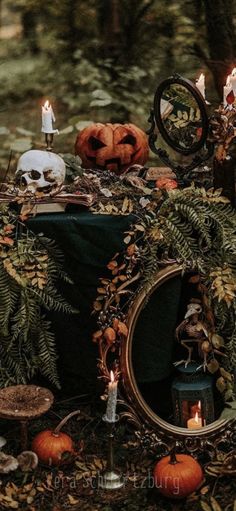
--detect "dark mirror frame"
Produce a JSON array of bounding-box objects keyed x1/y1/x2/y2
[{"x1": 153, "y1": 74, "x2": 209, "y2": 155}]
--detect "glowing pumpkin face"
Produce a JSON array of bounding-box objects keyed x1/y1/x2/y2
[{"x1": 75, "y1": 123, "x2": 149, "y2": 174}]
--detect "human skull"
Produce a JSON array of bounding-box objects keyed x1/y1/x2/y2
[{"x1": 15, "y1": 150, "x2": 66, "y2": 193}]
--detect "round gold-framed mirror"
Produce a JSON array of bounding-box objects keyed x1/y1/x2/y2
[{"x1": 120, "y1": 264, "x2": 235, "y2": 445}]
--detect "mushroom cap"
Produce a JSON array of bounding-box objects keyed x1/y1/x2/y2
[
  {"x1": 0, "y1": 385, "x2": 54, "y2": 421},
  {"x1": 17, "y1": 450, "x2": 38, "y2": 471},
  {"x1": 0, "y1": 452, "x2": 19, "y2": 473}
]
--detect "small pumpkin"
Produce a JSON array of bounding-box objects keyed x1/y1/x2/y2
[
  {"x1": 155, "y1": 177, "x2": 178, "y2": 190},
  {"x1": 75, "y1": 122, "x2": 149, "y2": 175},
  {"x1": 153, "y1": 450, "x2": 203, "y2": 499},
  {"x1": 32, "y1": 410, "x2": 80, "y2": 466}
]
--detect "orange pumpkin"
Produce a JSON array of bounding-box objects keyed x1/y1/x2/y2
[
  {"x1": 32, "y1": 410, "x2": 80, "y2": 466},
  {"x1": 75, "y1": 123, "x2": 149, "y2": 175},
  {"x1": 153, "y1": 451, "x2": 203, "y2": 499},
  {"x1": 155, "y1": 177, "x2": 178, "y2": 190}
]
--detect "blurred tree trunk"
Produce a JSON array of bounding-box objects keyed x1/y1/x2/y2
[
  {"x1": 194, "y1": 0, "x2": 236, "y2": 97},
  {"x1": 97, "y1": 0, "x2": 121, "y2": 61},
  {"x1": 63, "y1": 0, "x2": 80, "y2": 59},
  {"x1": 21, "y1": 8, "x2": 39, "y2": 55}
]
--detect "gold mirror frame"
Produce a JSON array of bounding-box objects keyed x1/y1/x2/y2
[{"x1": 120, "y1": 264, "x2": 236, "y2": 455}]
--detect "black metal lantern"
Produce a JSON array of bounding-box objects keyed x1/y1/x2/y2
[{"x1": 172, "y1": 363, "x2": 215, "y2": 428}]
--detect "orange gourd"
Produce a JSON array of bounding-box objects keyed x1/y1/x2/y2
[
  {"x1": 153, "y1": 450, "x2": 203, "y2": 499},
  {"x1": 155, "y1": 177, "x2": 178, "y2": 190},
  {"x1": 32, "y1": 410, "x2": 80, "y2": 466},
  {"x1": 75, "y1": 122, "x2": 149, "y2": 175}
]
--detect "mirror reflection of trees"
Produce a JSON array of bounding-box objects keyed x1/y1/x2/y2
[{"x1": 161, "y1": 84, "x2": 202, "y2": 150}]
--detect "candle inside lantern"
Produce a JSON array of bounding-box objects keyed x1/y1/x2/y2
[
  {"x1": 41, "y1": 100, "x2": 57, "y2": 134},
  {"x1": 187, "y1": 411, "x2": 202, "y2": 430},
  {"x1": 196, "y1": 73, "x2": 205, "y2": 98},
  {"x1": 105, "y1": 371, "x2": 118, "y2": 423},
  {"x1": 223, "y1": 75, "x2": 232, "y2": 107},
  {"x1": 230, "y1": 68, "x2": 236, "y2": 94},
  {"x1": 190, "y1": 400, "x2": 201, "y2": 417}
]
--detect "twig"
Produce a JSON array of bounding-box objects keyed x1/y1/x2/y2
[
  {"x1": 211, "y1": 475, "x2": 220, "y2": 497},
  {"x1": 0, "y1": 150, "x2": 13, "y2": 191}
]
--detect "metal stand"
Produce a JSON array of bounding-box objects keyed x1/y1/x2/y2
[
  {"x1": 45, "y1": 133, "x2": 54, "y2": 151},
  {"x1": 98, "y1": 415, "x2": 124, "y2": 490}
]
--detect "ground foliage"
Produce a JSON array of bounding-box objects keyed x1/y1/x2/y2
[{"x1": 0, "y1": 398, "x2": 235, "y2": 511}]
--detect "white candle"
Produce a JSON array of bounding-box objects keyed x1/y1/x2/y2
[
  {"x1": 196, "y1": 73, "x2": 205, "y2": 99},
  {"x1": 187, "y1": 411, "x2": 202, "y2": 430},
  {"x1": 41, "y1": 100, "x2": 58, "y2": 134},
  {"x1": 223, "y1": 75, "x2": 232, "y2": 106},
  {"x1": 105, "y1": 371, "x2": 118, "y2": 422},
  {"x1": 230, "y1": 68, "x2": 236, "y2": 94}
]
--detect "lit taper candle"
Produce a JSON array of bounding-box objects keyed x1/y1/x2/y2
[
  {"x1": 105, "y1": 371, "x2": 118, "y2": 423},
  {"x1": 41, "y1": 100, "x2": 59, "y2": 150}
]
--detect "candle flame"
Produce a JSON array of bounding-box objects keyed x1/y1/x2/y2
[
  {"x1": 226, "y1": 75, "x2": 231, "y2": 86},
  {"x1": 110, "y1": 370, "x2": 115, "y2": 382},
  {"x1": 198, "y1": 400, "x2": 201, "y2": 410},
  {"x1": 231, "y1": 68, "x2": 236, "y2": 76},
  {"x1": 44, "y1": 100, "x2": 50, "y2": 110},
  {"x1": 194, "y1": 411, "x2": 199, "y2": 422}
]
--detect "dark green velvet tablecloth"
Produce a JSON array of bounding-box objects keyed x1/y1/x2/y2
[{"x1": 29, "y1": 211, "x2": 182, "y2": 395}]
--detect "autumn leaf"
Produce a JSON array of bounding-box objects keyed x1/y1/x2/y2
[
  {"x1": 92, "y1": 330, "x2": 103, "y2": 342},
  {"x1": 117, "y1": 321, "x2": 128, "y2": 337},
  {"x1": 220, "y1": 367, "x2": 232, "y2": 382},
  {"x1": 210, "y1": 496, "x2": 222, "y2": 511},
  {"x1": 93, "y1": 300, "x2": 102, "y2": 311},
  {"x1": 216, "y1": 376, "x2": 227, "y2": 393},
  {"x1": 3, "y1": 224, "x2": 15, "y2": 233},
  {"x1": 207, "y1": 359, "x2": 219, "y2": 374},
  {"x1": 200, "y1": 486, "x2": 210, "y2": 495},
  {"x1": 0, "y1": 236, "x2": 14, "y2": 246},
  {"x1": 200, "y1": 500, "x2": 212, "y2": 511},
  {"x1": 107, "y1": 260, "x2": 118, "y2": 270},
  {"x1": 124, "y1": 235, "x2": 131, "y2": 244},
  {"x1": 104, "y1": 327, "x2": 116, "y2": 344},
  {"x1": 96, "y1": 287, "x2": 106, "y2": 294},
  {"x1": 68, "y1": 494, "x2": 80, "y2": 505},
  {"x1": 211, "y1": 333, "x2": 224, "y2": 349},
  {"x1": 126, "y1": 243, "x2": 136, "y2": 256}
]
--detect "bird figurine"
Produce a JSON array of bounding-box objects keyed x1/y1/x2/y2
[{"x1": 174, "y1": 299, "x2": 210, "y2": 369}]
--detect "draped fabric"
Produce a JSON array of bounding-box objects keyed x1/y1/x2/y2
[{"x1": 29, "y1": 211, "x2": 182, "y2": 395}]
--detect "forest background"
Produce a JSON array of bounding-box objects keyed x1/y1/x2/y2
[{"x1": 0, "y1": 0, "x2": 236, "y2": 169}]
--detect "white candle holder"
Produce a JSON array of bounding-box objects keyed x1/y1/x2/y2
[{"x1": 97, "y1": 415, "x2": 124, "y2": 490}]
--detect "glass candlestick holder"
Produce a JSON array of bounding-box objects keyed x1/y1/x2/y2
[{"x1": 98, "y1": 415, "x2": 124, "y2": 490}]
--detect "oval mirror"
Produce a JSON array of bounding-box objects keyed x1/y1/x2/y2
[
  {"x1": 153, "y1": 76, "x2": 209, "y2": 155},
  {"x1": 121, "y1": 265, "x2": 234, "y2": 444}
]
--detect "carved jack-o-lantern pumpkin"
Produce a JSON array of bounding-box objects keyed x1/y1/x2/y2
[{"x1": 75, "y1": 123, "x2": 149, "y2": 174}]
